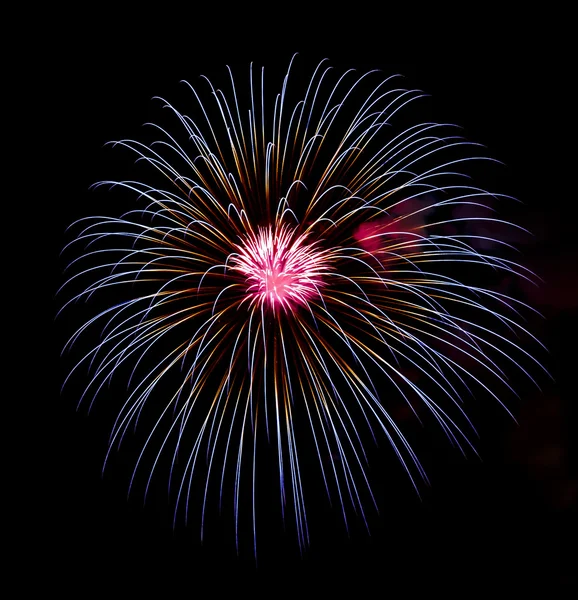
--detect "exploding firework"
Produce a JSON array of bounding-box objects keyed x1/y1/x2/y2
[{"x1": 59, "y1": 56, "x2": 545, "y2": 554}]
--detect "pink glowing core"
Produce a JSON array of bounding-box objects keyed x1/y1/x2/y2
[{"x1": 231, "y1": 226, "x2": 329, "y2": 312}]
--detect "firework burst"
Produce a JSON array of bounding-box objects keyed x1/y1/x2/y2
[{"x1": 59, "y1": 56, "x2": 546, "y2": 554}]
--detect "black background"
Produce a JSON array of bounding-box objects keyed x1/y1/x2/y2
[{"x1": 43, "y1": 6, "x2": 575, "y2": 594}]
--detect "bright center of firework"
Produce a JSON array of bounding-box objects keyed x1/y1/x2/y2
[{"x1": 231, "y1": 225, "x2": 328, "y2": 312}]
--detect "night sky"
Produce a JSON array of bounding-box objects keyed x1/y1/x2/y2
[{"x1": 45, "y1": 7, "x2": 575, "y2": 594}]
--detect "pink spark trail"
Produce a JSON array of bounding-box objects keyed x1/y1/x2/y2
[{"x1": 231, "y1": 225, "x2": 331, "y2": 313}]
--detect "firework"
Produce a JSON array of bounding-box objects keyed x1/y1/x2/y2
[{"x1": 60, "y1": 56, "x2": 545, "y2": 554}]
